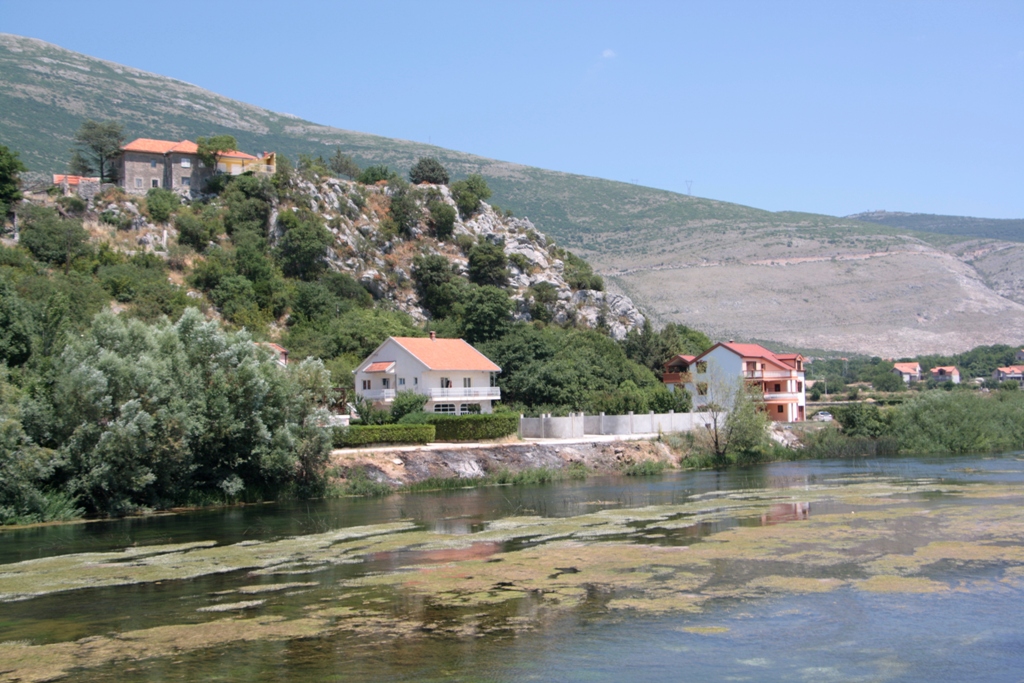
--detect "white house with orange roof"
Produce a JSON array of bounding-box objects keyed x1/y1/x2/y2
[
  {"x1": 928, "y1": 366, "x2": 960, "y2": 384},
  {"x1": 669, "y1": 341, "x2": 806, "y2": 422},
  {"x1": 892, "y1": 362, "x2": 922, "y2": 383},
  {"x1": 354, "y1": 333, "x2": 501, "y2": 415}
]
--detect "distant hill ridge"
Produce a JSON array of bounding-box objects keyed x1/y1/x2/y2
[
  {"x1": 4, "y1": 32, "x2": 1024, "y2": 357},
  {"x1": 848, "y1": 211, "x2": 1024, "y2": 244}
]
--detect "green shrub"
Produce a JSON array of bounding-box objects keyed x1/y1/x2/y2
[
  {"x1": 449, "y1": 174, "x2": 491, "y2": 217},
  {"x1": 428, "y1": 201, "x2": 456, "y2": 240},
  {"x1": 145, "y1": 187, "x2": 180, "y2": 224},
  {"x1": 404, "y1": 413, "x2": 518, "y2": 441},
  {"x1": 622, "y1": 460, "x2": 668, "y2": 476},
  {"x1": 100, "y1": 210, "x2": 133, "y2": 230},
  {"x1": 56, "y1": 195, "x2": 87, "y2": 215},
  {"x1": 357, "y1": 165, "x2": 396, "y2": 184},
  {"x1": 409, "y1": 157, "x2": 450, "y2": 185},
  {"x1": 390, "y1": 391, "x2": 428, "y2": 421},
  {"x1": 333, "y1": 423, "x2": 435, "y2": 447},
  {"x1": 341, "y1": 467, "x2": 393, "y2": 497}
]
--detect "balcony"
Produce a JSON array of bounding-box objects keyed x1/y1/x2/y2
[
  {"x1": 361, "y1": 389, "x2": 396, "y2": 401},
  {"x1": 763, "y1": 392, "x2": 800, "y2": 401},
  {"x1": 744, "y1": 370, "x2": 797, "y2": 379},
  {"x1": 663, "y1": 372, "x2": 693, "y2": 384},
  {"x1": 428, "y1": 387, "x2": 501, "y2": 400}
]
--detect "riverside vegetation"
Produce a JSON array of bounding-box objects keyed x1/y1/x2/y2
[{"x1": 0, "y1": 139, "x2": 705, "y2": 525}]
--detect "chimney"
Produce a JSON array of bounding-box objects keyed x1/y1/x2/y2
[
  {"x1": 728, "y1": 339, "x2": 734, "y2": 343},
  {"x1": 429, "y1": 331, "x2": 436, "y2": 341}
]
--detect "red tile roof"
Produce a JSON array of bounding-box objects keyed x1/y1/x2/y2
[
  {"x1": 217, "y1": 150, "x2": 258, "y2": 160},
  {"x1": 929, "y1": 366, "x2": 958, "y2": 375},
  {"x1": 996, "y1": 365, "x2": 1024, "y2": 375},
  {"x1": 365, "y1": 361, "x2": 396, "y2": 372},
  {"x1": 122, "y1": 138, "x2": 183, "y2": 154},
  {"x1": 718, "y1": 342, "x2": 795, "y2": 371},
  {"x1": 392, "y1": 337, "x2": 500, "y2": 372},
  {"x1": 52, "y1": 174, "x2": 99, "y2": 185},
  {"x1": 893, "y1": 362, "x2": 921, "y2": 374}
]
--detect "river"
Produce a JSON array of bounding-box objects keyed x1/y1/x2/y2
[{"x1": 2, "y1": 455, "x2": 1023, "y2": 682}]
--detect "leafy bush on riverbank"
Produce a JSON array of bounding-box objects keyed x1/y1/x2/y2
[
  {"x1": 397, "y1": 412, "x2": 518, "y2": 441},
  {"x1": 829, "y1": 389, "x2": 1024, "y2": 455},
  {"x1": 333, "y1": 423, "x2": 435, "y2": 447}
]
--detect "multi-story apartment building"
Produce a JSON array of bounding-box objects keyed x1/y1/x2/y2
[{"x1": 665, "y1": 341, "x2": 806, "y2": 422}]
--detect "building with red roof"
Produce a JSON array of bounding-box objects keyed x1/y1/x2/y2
[
  {"x1": 354, "y1": 333, "x2": 501, "y2": 414},
  {"x1": 928, "y1": 366, "x2": 960, "y2": 384},
  {"x1": 665, "y1": 340, "x2": 806, "y2": 422},
  {"x1": 994, "y1": 365, "x2": 1024, "y2": 386},
  {"x1": 892, "y1": 362, "x2": 922, "y2": 383},
  {"x1": 116, "y1": 138, "x2": 275, "y2": 196}
]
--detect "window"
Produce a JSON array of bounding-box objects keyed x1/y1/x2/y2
[
  {"x1": 463, "y1": 377, "x2": 472, "y2": 388},
  {"x1": 135, "y1": 177, "x2": 143, "y2": 188},
  {"x1": 413, "y1": 377, "x2": 418, "y2": 386},
  {"x1": 797, "y1": 382, "x2": 803, "y2": 392},
  {"x1": 440, "y1": 377, "x2": 452, "y2": 388},
  {"x1": 362, "y1": 379, "x2": 371, "y2": 390},
  {"x1": 382, "y1": 378, "x2": 390, "y2": 389},
  {"x1": 696, "y1": 382, "x2": 708, "y2": 396},
  {"x1": 774, "y1": 383, "x2": 781, "y2": 392},
  {"x1": 181, "y1": 158, "x2": 191, "y2": 168},
  {"x1": 434, "y1": 403, "x2": 456, "y2": 414},
  {"x1": 150, "y1": 160, "x2": 157, "y2": 169},
  {"x1": 151, "y1": 179, "x2": 159, "y2": 188},
  {"x1": 460, "y1": 403, "x2": 481, "y2": 414},
  {"x1": 777, "y1": 405, "x2": 784, "y2": 414},
  {"x1": 696, "y1": 361, "x2": 708, "y2": 374},
  {"x1": 182, "y1": 177, "x2": 191, "y2": 187},
  {"x1": 398, "y1": 378, "x2": 406, "y2": 386}
]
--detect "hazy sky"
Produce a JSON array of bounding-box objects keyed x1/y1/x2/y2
[{"x1": 3, "y1": 0, "x2": 1022, "y2": 218}]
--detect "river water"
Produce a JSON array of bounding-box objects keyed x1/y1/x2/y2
[{"x1": 2, "y1": 455, "x2": 1023, "y2": 682}]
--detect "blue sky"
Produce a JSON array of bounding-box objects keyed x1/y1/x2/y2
[{"x1": 3, "y1": 0, "x2": 1022, "y2": 218}]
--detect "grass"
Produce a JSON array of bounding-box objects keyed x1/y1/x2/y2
[{"x1": 622, "y1": 460, "x2": 669, "y2": 476}]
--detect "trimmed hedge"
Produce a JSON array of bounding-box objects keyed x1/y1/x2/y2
[
  {"x1": 398, "y1": 412, "x2": 519, "y2": 441},
  {"x1": 333, "y1": 424, "x2": 435, "y2": 447}
]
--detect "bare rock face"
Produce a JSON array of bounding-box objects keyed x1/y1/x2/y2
[{"x1": 281, "y1": 174, "x2": 646, "y2": 338}]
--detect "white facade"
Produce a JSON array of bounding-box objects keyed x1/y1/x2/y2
[
  {"x1": 354, "y1": 337, "x2": 500, "y2": 415},
  {"x1": 684, "y1": 343, "x2": 806, "y2": 423}
]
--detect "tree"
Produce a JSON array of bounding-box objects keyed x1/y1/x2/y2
[
  {"x1": 145, "y1": 187, "x2": 179, "y2": 224},
  {"x1": 428, "y1": 201, "x2": 456, "y2": 240},
  {"x1": 386, "y1": 179, "x2": 421, "y2": 237},
  {"x1": 0, "y1": 279, "x2": 34, "y2": 367},
  {"x1": 468, "y1": 239, "x2": 508, "y2": 287},
  {"x1": 409, "y1": 157, "x2": 449, "y2": 185},
  {"x1": 0, "y1": 144, "x2": 27, "y2": 217},
  {"x1": 412, "y1": 254, "x2": 466, "y2": 319},
  {"x1": 71, "y1": 120, "x2": 124, "y2": 183},
  {"x1": 328, "y1": 148, "x2": 360, "y2": 179},
  {"x1": 872, "y1": 369, "x2": 905, "y2": 392},
  {"x1": 449, "y1": 174, "x2": 491, "y2": 217},
  {"x1": 692, "y1": 360, "x2": 767, "y2": 467},
  {"x1": 276, "y1": 212, "x2": 332, "y2": 280},
  {"x1": 18, "y1": 206, "x2": 90, "y2": 274},
  {"x1": 196, "y1": 135, "x2": 238, "y2": 168},
  {"x1": 461, "y1": 285, "x2": 513, "y2": 344},
  {"x1": 357, "y1": 165, "x2": 396, "y2": 184}
]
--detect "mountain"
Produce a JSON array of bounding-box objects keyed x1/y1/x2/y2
[
  {"x1": 847, "y1": 211, "x2": 1024, "y2": 244},
  {"x1": 3, "y1": 33, "x2": 1024, "y2": 357}
]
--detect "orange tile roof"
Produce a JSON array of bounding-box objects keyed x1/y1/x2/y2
[
  {"x1": 929, "y1": 366, "x2": 958, "y2": 375},
  {"x1": 168, "y1": 140, "x2": 199, "y2": 154},
  {"x1": 259, "y1": 342, "x2": 288, "y2": 355},
  {"x1": 122, "y1": 138, "x2": 183, "y2": 154},
  {"x1": 217, "y1": 150, "x2": 258, "y2": 160},
  {"x1": 392, "y1": 337, "x2": 500, "y2": 372},
  {"x1": 893, "y1": 362, "x2": 921, "y2": 374},
  {"x1": 717, "y1": 342, "x2": 792, "y2": 371},
  {"x1": 365, "y1": 361, "x2": 396, "y2": 372},
  {"x1": 52, "y1": 174, "x2": 99, "y2": 185},
  {"x1": 997, "y1": 365, "x2": 1024, "y2": 374}
]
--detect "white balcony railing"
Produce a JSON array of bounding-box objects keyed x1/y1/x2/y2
[
  {"x1": 427, "y1": 387, "x2": 501, "y2": 400},
  {"x1": 763, "y1": 392, "x2": 799, "y2": 401},
  {"x1": 744, "y1": 370, "x2": 797, "y2": 379},
  {"x1": 361, "y1": 389, "x2": 396, "y2": 401}
]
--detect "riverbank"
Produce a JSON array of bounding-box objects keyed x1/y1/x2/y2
[{"x1": 330, "y1": 437, "x2": 677, "y2": 487}]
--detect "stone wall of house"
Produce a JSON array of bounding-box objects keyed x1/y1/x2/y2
[{"x1": 120, "y1": 152, "x2": 165, "y2": 195}]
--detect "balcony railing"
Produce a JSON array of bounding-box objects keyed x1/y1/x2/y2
[
  {"x1": 427, "y1": 387, "x2": 501, "y2": 400},
  {"x1": 360, "y1": 389, "x2": 396, "y2": 401},
  {"x1": 662, "y1": 372, "x2": 693, "y2": 384},
  {"x1": 743, "y1": 370, "x2": 798, "y2": 379},
  {"x1": 763, "y1": 392, "x2": 800, "y2": 401}
]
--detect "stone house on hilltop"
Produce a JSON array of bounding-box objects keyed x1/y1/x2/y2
[{"x1": 116, "y1": 138, "x2": 276, "y2": 196}]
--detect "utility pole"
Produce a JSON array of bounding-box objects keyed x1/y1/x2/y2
[{"x1": 686, "y1": 180, "x2": 693, "y2": 195}]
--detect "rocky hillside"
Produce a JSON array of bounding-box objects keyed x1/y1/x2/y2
[
  {"x1": 284, "y1": 175, "x2": 644, "y2": 338},
  {"x1": 3, "y1": 33, "x2": 1023, "y2": 357}
]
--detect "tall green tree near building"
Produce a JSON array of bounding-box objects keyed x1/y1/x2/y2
[
  {"x1": 0, "y1": 144, "x2": 28, "y2": 217},
  {"x1": 70, "y1": 120, "x2": 124, "y2": 183},
  {"x1": 196, "y1": 135, "x2": 238, "y2": 168}
]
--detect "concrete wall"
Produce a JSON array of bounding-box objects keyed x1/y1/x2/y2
[{"x1": 519, "y1": 411, "x2": 715, "y2": 439}]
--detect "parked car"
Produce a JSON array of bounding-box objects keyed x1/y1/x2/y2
[{"x1": 813, "y1": 411, "x2": 833, "y2": 422}]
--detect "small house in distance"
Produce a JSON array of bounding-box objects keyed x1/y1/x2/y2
[
  {"x1": 354, "y1": 333, "x2": 501, "y2": 415},
  {"x1": 116, "y1": 138, "x2": 276, "y2": 196},
  {"x1": 258, "y1": 342, "x2": 289, "y2": 367},
  {"x1": 929, "y1": 366, "x2": 960, "y2": 384},
  {"x1": 994, "y1": 365, "x2": 1024, "y2": 386},
  {"x1": 892, "y1": 362, "x2": 922, "y2": 383}
]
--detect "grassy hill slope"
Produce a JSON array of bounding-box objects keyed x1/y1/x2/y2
[
  {"x1": 3, "y1": 33, "x2": 1024, "y2": 357},
  {"x1": 848, "y1": 211, "x2": 1024, "y2": 244}
]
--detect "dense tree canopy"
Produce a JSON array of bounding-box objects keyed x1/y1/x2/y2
[
  {"x1": 0, "y1": 144, "x2": 27, "y2": 217},
  {"x1": 409, "y1": 157, "x2": 450, "y2": 185},
  {"x1": 196, "y1": 135, "x2": 239, "y2": 168},
  {"x1": 70, "y1": 120, "x2": 124, "y2": 183}
]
